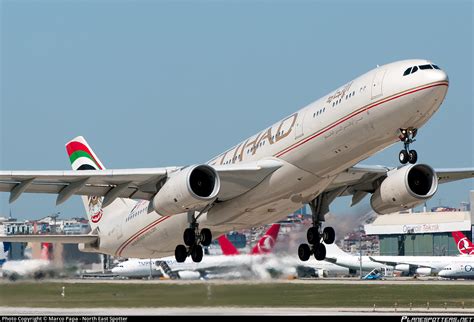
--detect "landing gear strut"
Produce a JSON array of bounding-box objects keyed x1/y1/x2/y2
[
  {"x1": 398, "y1": 128, "x2": 418, "y2": 164},
  {"x1": 298, "y1": 194, "x2": 336, "y2": 262},
  {"x1": 175, "y1": 211, "x2": 212, "y2": 263}
]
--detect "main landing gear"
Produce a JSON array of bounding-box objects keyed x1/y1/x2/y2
[
  {"x1": 398, "y1": 128, "x2": 418, "y2": 164},
  {"x1": 175, "y1": 212, "x2": 212, "y2": 263},
  {"x1": 298, "y1": 195, "x2": 336, "y2": 262}
]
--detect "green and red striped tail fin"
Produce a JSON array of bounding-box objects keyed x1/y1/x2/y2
[{"x1": 66, "y1": 136, "x2": 105, "y2": 170}]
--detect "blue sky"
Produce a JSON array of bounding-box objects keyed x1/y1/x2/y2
[{"x1": 1, "y1": 0, "x2": 473, "y2": 221}]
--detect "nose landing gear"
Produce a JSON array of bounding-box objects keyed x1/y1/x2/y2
[{"x1": 399, "y1": 128, "x2": 418, "y2": 164}]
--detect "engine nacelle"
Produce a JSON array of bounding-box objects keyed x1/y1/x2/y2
[
  {"x1": 416, "y1": 267, "x2": 432, "y2": 276},
  {"x1": 152, "y1": 165, "x2": 220, "y2": 216},
  {"x1": 177, "y1": 270, "x2": 202, "y2": 280},
  {"x1": 370, "y1": 164, "x2": 438, "y2": 214},
  {"x1": 395, "y1": 264, "x2": 410, "y2": 273}
]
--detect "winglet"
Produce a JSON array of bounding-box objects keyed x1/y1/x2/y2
[
  {"x1": 251, "y1": 223, "x2": 280, "y2": 255},
  {"x1": 217, "y1": 235, "x2": 240, "y2": 256}
]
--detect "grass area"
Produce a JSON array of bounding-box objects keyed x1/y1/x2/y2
[{"x1": 0, "y1": 282, "x2": 472, "y2": 309}]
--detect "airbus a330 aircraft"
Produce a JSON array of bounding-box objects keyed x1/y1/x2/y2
[{"x1": 1, "y1": 59, "x2": 473, "y2": 264}]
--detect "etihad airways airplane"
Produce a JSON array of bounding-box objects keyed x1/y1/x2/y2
[
  {"x1": 111, "y1": 224, "x2": 281, "y2": 279},
  {"x1": 1, "y1": 59, "x2": 473, "y2": 264}
]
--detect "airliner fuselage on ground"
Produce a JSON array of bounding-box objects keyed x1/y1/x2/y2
[{"x1": 1, "y1": 59, "x2": 472, "y2": 263}]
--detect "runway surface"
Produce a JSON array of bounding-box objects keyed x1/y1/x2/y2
[
  {"x1": 1, "y1": 306, "x2": 474, "y2": 316},
  {"x1": 8, "y1": 277, "x2": 470, "y2": 285}
]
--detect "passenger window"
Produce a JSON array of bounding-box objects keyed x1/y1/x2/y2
[
  {"x1": 403, "y1": 67, "x2": 412, "y2": 76},
  {"x1": 411, "y1": 66, "x2": 418, "y2": 74},
  {"x1": 419, "y1": 64, "x2": 433, "y2": 70}
]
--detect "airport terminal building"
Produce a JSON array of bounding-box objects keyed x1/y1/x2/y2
[{"x1": 364, "y1": 192, "x2": 473, "y2": 256}]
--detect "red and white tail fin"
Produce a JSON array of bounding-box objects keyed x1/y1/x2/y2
[
  {"x1": 217, "y1": 235, "x2": 240, "y2": 256},
  {"x1": 251, "y1": 223, "x2": 280, "y2": 255},
  {"x1": 451, "y1": 231, "x2": 474, "y2": 255}
]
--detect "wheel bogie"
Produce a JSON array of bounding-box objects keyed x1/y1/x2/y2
[
  {"x1": 307, "y1": 227, "x2": 320, "y2": 245},
  {"x1": 323, "y1": 227, "x2": 335, "y2": 244},
  {"x1": 200, "y1": 228, "x2": 212, "y2": 247},
  {"x1": 314, "y1": 243, "x2": 326, "y2": 261},
  {"x1": 175, "y1": 244, "x2": 187, "y2": 263},
  {"x1": 298, "y1": 244, "x2": 311, "y2": 261},
  {"x1": 183, "y1": 228, "x2": 196, "y2": 246},
  {"x1": 408, "y1": 150, "x2": 417, "y2": 164},
  {"x1": 191, "y1": 245, "x2": 203, "y2": 262},
  {"x1": 399, "y1": 150, "x2": 409, "y2": 164}
]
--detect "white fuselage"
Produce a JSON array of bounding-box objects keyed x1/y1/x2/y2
[
  {"x1": 438, "y1": 261, "x2": 474, "y2": 279},
  {"x1": 92, "y1": 59, "x2": 449, "y2": 258}
]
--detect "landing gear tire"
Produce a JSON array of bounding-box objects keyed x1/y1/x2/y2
[
  {"x1": 399, "y1": 150, "x2": 409, "y2": 164},
  {"x1": 323, "y1": 227, "x2": 335, "y2": 244},
  {"x1": 191, "y1": 245, "x2": 203, "y2": 262},
  {"x1": 183, "y1": 228, "x2": 196, "y2": 246},
  {"x1": 307, "y1": 227, "x2": 320, "y2": 245},
  {"x1": 298, "y1": 244, "x2": 311, "y2": 261},
  {"x1": 200, "y1": 228, "x2": 212, "y2": 247},
  {"x1": 175, "y1": 244, "x2": 187, "y2": 263},
  {"x1": 314, "y1": 243, "x2": 326, "y2": 261},
  {"x1": 408, "y1": 150, "x2": 418, "y2": 164}
]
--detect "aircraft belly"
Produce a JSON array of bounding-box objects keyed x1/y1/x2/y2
[{"x1": 205, "y1": 160, "x2": 332, "y2": 228}]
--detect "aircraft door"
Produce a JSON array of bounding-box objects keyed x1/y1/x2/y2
[
  {"x1": 371, "y1": 68, "x2": 386, "y2": 100},
  {"x1": 294, "y1": 109, "x2": 308, "y2": 140}
]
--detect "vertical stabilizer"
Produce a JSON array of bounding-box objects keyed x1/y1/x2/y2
[
  {"x1": 65, "y1": 136, "x2": 135, "y2": 230},
  {"x1": 217, "y1": 235, "x2": 240, "y2": 256},
  {"x1": 451, "y1": 231, "x2": 474, "y2": 255},
  {"x1": 251, "y1": 223, "x2": 281, "y2": 255}
]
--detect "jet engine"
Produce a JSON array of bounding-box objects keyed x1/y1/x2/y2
[
  {"x1": 177, "y1": 271, "x2": 202, "y2": 280},
  {"x1": 394, "y1": 264, "x2": 410, "y2": 273},
  {"x1": 415, "y1": 267, "x2": 432, "y2": 276},
  {"x1": 152, "y1": 164, "x2": 220, "y2": 216},
  {"x1": 370, "y1": 164, "x2": 438, "y2": 214}
]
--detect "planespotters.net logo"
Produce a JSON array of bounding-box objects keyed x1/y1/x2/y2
[{"x1": 402, "y1": 317, "x2": 473, "y2": 322}]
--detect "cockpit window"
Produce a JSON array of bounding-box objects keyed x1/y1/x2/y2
[
  {"x1": 432, "y1": 64, "x2": 440, "y2": 70},
  {"x1": 419, "y1": 64, "x2": 433, "y2": 70},
  {"x1": 411, "y1": 66, "x2": 418, "y2": 74},
  {"x1": 403, "y1": 67, "x2": 412, "y2": 76}
]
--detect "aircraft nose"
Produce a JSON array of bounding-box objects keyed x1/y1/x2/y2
[{"x1": 435, "y1": 69, "x2": 449, "y2": 83}]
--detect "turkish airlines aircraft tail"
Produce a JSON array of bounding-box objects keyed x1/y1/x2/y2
[
  {"x1": 217, "y1": 235, "x2": 241, "y2": 255},
  {"x1": 451, "y1": 231, "x2": 474, "y2": 255},
  {"x1": 251, "y1": 223, "x2": 281, "y2": 255},
  {"x1": 65, "y1": 136, "x2": 136, "y2": 230},
  {"x1": 218, "y1": 223, "x2": 281, "y2": 255}
]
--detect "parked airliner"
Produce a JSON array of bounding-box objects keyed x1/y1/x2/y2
[
  {"x1": 438, "y1": 261, "x2": 474, "y2": 279},
  {"x1": 1, "y1": 59, "x2": 473, "y2": 264},
  {"x1": 111, "y1": 224, "x2": 281, "y2": 279}
]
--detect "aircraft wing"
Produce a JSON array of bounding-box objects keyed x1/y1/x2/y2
[
  {"x1": 0, "y1": 159, "x2": 282, "y2": 205},
  {"x1": 326, "y1": 165, "x2": 474, "y2": 206},
  {"x1": 368, "y1": 256, "x2": 436, "y2": 269},
  {"x1": 0, "y1": 234, "x2": 98, "y2": 244}
]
